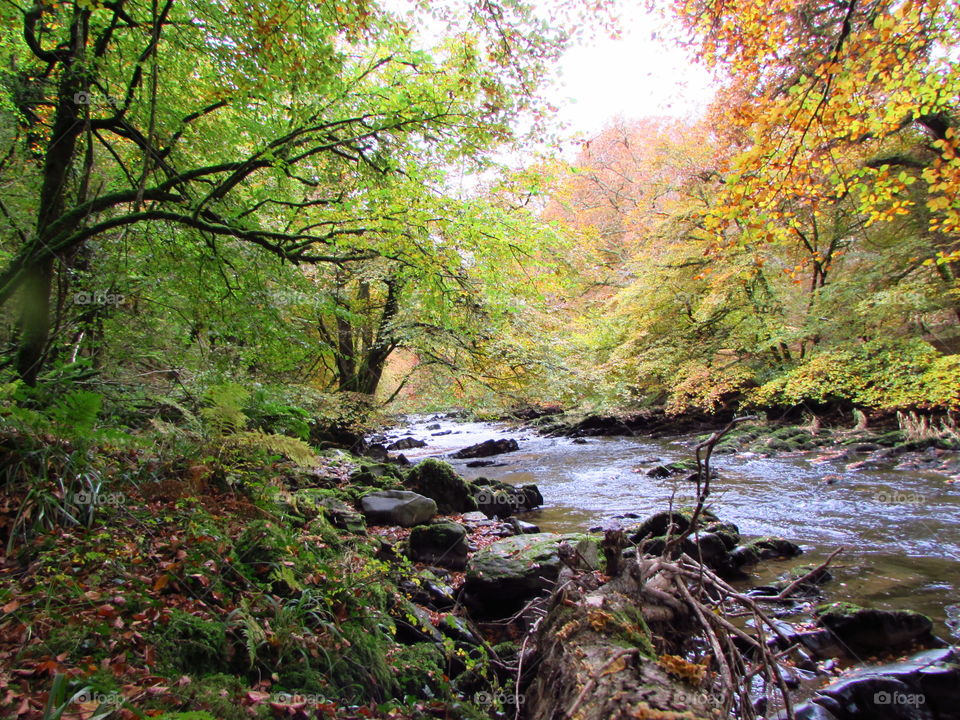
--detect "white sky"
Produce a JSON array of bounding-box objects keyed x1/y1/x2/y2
[{"x1": 547, "y1": 5, "x2": 716, "y2": 139}]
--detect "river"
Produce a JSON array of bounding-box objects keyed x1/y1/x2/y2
[{"x1": 379, "y1": 414, "x2": 960, "y2": 638}]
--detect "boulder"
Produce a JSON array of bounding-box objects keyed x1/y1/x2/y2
[
  {"x1": 405, "y1": 459, "x2": 478, "y2": 514},
  {"x1": 645, "y1": 460, "x2": 697, "y2": 478},
  {"x1": 625, "y1": 511, "x2": 693, "y2": 543},
  {"x1": 387, "y1": 436, "x2": 428, "y2": 450},
  {"x1": 747, "y1": 536, "x2": 803, "y2": 559},
  {"x1": 472, "y1": 479, "x2": 543, "y2": 518},
  {"x1": 359, "y1": 490, "x2": 437, "y2": 527},
  {"x1": 451, "y1": 438, "x2": 519, "y2": 459},
  {"x1": 408, "y1": 520, "x2": 469, "y2": 569},
  {"x1": 464, "y1": 533, "x2": 600, "y2": 618},
  {"x1": 787, "y1": 648, "x2": 960, "y2": 720},
  {"x1": 816, "y1": 602, "x2": 934, "y2": 654},
  {"x1": 731, "y1": 544, "x2": 762, "y2": 567}
]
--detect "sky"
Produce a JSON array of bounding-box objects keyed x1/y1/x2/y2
[{"x1": 547, "y1": 5, "x2": 716, "y2": 139}]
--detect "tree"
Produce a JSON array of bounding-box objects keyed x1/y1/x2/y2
[
  {"x1": 671, "y1": 0, "x2": 960, "y2": 287},
  {"x1": 0, "y1": 0, "x2": 590, "y2": 385}
]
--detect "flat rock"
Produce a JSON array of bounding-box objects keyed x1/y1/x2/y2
[{"x1": 360, "y1": 490, "x2": 437, "y2": 527}]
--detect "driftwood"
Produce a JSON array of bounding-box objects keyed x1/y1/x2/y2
[{"x1": 523, "y1": 565, "x2": 716, "y2": 720}]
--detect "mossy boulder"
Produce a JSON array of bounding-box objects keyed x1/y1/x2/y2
[
  {"x1": 817, "y1": 602, "x2": 935, "y2": 653},
  {"x1": 408, "y1": 520, "x2": 469, "y2": 569},
  {"x1": 405, "y1": 459, "x2": 478, "y2": 514},
  {"x1": 349, "y1": 462, "x2": 405, "y2": 490},
  {"x1": 746, "y1": 536, "x2": 803, "y2": 559},
  {"x1": 283, "y1": 488, "x2": 366, "y2": 533},
  {"x1": 464, "y1": 533, "x2": 600, "y2": 618}
]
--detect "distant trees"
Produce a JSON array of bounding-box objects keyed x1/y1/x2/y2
[{"x1": 529, "y1": 0, "x2": 960, "y2": 416}]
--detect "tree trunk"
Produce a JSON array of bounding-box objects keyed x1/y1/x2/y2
[
  {"x1": 523, "y1": 566, "x2": 713, "y2": 720},
  {"x1": 15, "y1": 8, "x2": 90, "y2": 384}
]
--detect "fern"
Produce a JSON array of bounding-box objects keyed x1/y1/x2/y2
[
  {"x1": 229, "y1": 602, "x2": 268, "y2": 669},
  {"x1": 49, "y1": 390, "x2": 103, "y2": 440},
  {"x1": 200, "y1": 383, "x2": 249, "y2": 435},
  {"x1": 230, "y1": 430, "x2": 319, "y2": 467}
]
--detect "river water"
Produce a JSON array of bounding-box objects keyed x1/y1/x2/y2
[{"x1": 379, "y1": 415, "x2": 960, "y2": 637}]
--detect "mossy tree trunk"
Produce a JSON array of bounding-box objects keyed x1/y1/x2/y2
[{"x1": 523, "y1": 566, "x2": 715, "y2": 720}]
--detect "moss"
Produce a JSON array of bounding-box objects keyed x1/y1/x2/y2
[
  {"x1": 158, "y1": 674, "x2": 250, "y2": 720},
  {"x1": 815, "y1": 601, "x2": 863, "y2": 618},
  {"x1": 150, "y1": 609, "x2": 229, "y2": 675},
  {"x1": 389, "y1": 642, "x2": 449, "y2": 697},
  {"x1": 606, "y1": 603, "x2": 656, "y2": 658}
]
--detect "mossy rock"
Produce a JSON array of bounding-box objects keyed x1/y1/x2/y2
[
  {"x1": 405, "y1": 458, "x2": 478, "y2": 514},
  {"x1": 817, "y1": 603, "x2": 934, "y2": 652},
  {"x1": 464, "y1": 533, "x2": 602, "y2": 618},
  {"x1": 349, "y1": 467, "x2": 404, "y2": 490},
  {"x1": 408, "y1": 520, "x2": 469, "y2": 569},
  {"x1": 703, "y1": 521, "x2": 741, "y2": 549},
  {"x1": 746, "y1": 536, "x2": 803, "y2": 559}
]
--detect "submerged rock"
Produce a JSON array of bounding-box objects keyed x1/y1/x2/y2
[
  {"x1": 359, "y1": 490, "x2": 437, "y2": 527},
  {"x1": 816, "y1": 602, "x2": 934, "y2": 654},
  {"x1": 788, "y1": 647, "x2": 960, "y2": 720},
  {"x1": 451, "y1": 438, "x2": 519, "y2": 459}
]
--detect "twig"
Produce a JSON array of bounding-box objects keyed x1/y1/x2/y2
[{"x1": 771, "y1": 546, "x2": 843, "y2": 601}]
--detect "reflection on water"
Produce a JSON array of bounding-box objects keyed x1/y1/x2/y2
[{"x1": 381, "y1": 415, "x2": 960, "y2": 635}]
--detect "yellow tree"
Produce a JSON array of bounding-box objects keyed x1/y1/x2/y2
[{"x1": 673, "y1": 0, "x2": 960, "y2": 274}]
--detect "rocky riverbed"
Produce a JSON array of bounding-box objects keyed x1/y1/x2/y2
[{"x1": 348, "y1": 411, "x2": 960, "y2": 718}]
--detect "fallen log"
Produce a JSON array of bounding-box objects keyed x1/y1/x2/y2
[{"x1": 522, "y1": 565, "x2": 718, "y2": 720}]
